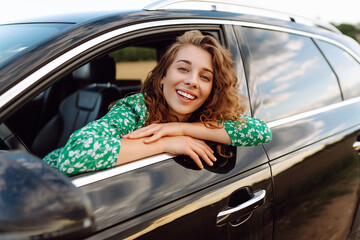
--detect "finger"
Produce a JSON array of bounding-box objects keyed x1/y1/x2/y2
[
  {"x1": 191, "y1": 145, "x2": 214, "y2": 167},
  {"x1": 123, "y1": 129, "x2": 143, "y2": 138},
  {"x1": 143, "y1": 131, "x2": 163, "y2": 143},
  {"x1": 194, "y1": 142, "x2": 217, "y2": 163},
  {"x1": 187, "y1": 151, "x2": 204, "y2": 169},
  {"x1": 193, "y1": 140, "x2": 216, "y2": 160},
  {"x1": 129, "y1": 126, "x2": 154, "y2": 136},
  {"x1": 193, "y1": 138, "x2": 214, "y2": 154},
  {"x1": 126, "y1": 125, "x2": 159, "y2": 139}
]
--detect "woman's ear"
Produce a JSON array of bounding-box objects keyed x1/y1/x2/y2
[{"x1": 159, "y1": 77, "x2": 165, "y2": 90}]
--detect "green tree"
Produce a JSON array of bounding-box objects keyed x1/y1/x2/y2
[
  {"x1": 335, "y1": 23, "x2": 359, "y2": 42},
  {"x1": 110, "y1": 47, "x2": 156, "y2": 62}
]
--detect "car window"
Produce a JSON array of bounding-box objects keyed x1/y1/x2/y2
[
  {"x1": 315, "y1": 40, "x2": 360, "y2": 99},
  {"x1": 241, "y1": 27, "x2": 342, "y2": 122},
  {"x1": 0, "y1": 23, "x2": 72, "y2": 66},
  {"x1": 2, "y1": 29, "x2": 223, "y2": 158}
]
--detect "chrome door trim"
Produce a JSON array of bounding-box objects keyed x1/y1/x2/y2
[
  {"x1": 72, "y1": 153, "x2": 175, "y2": 187},
  {"x1": 267, "y1": 96, "x2": 360, "y2": 128}
]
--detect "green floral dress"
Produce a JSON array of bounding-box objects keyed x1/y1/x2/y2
[{"x1": 43, "y1": 93, "x2": 272, "y2": 176}]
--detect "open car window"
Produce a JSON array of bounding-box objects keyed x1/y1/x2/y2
[{"x1": 1, "y1": 28, "x2": 223, "y2": 160}]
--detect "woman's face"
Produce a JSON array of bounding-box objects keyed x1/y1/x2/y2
[{"x1": 161, "y1": 45, "x2": 214, "y2": 122}]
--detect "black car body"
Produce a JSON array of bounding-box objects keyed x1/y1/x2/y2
[{"x1": 0, "y1": 0, "x2": 360, "y2": 239}]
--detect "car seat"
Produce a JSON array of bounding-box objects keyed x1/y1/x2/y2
[{"x1": 31, "y1": 55, "x2": 120, "y2": 158}]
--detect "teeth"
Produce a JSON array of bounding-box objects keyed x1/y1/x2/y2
[{"x1": 177, "y1": 90, "x2": 195, "y2": 100}]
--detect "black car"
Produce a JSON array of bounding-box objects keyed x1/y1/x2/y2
[{"x1": 1, "y1": 0, "x2": 360, "y2": 239}]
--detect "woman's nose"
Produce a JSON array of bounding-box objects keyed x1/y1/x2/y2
[{"x1": 184, "y1": 73, "x2": 199, "y2": 88}]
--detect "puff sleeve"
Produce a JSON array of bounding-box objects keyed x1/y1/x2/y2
[
  {"x1": 223, "y1": 115, "x2": 272, "y2": 147},
  {"x1": 43, "y1": 93, "x2": 148, "y2": 176}
]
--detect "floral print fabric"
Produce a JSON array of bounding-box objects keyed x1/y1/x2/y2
[{"x1": 43, "y1": 93, "x2": 272, "y2": 176}]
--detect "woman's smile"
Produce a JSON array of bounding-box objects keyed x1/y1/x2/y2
[{"x1": 176, "y1": 89, "x2": 197, "y2": 101}]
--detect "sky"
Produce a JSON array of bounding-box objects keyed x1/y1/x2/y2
[{"x1": 1, "y1": 0, "x2": 360, "y2": 25}]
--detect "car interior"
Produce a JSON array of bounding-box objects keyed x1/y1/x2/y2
[
  {"x1": 0, "y1": 29, "x2": 221, "y2": 159},
  {"x1": 1, "y1": 46, "x2": 156, "y2": 158}
]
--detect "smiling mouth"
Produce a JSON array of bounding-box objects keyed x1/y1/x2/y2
[{"x1": 176, "y1": 90, "x2": 196, "y2": 100}]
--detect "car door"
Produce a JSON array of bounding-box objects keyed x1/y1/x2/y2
[
  {"x1": 235, "y1": 24, "x2": 360, "y2": 239},
  {"x1": 1, "y1": 19, "x2": 273, "y2": 239},
  {"x1": 74, "y1": 149, "x2": 272, "y2": 240},
  {"x1": 0, "y1": 19, "x2": 275, "y2": 239},
  {"x1": 64, "y1": 23, "x2": 274, "y2": 240}
]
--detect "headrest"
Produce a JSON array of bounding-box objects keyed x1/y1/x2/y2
[{"x1": 72, "y1": 55, "x2": 115, "y2": 83}]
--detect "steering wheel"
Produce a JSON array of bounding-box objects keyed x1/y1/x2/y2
[{"x1": 0, "y1": 123, "x2": 29, "y2": 152}]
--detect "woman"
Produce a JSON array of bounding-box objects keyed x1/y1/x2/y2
[{"x1": 43, "y1": 30, "x2": 272, "y2": 176}]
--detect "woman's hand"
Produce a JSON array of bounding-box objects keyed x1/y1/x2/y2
[
  {"x1": 123, "y1": 123, "x2": 188, "y2": 143},
  {"x1": 160, "y1": 136, "x2": 216, "y2": 169}
]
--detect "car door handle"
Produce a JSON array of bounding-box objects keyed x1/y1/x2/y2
[
  {"x1": 216, "y1": 189, "x2": 266, "y2": 226},
  {"x1": 353, "y1": 140, "x2": 360, "y2": 152}
]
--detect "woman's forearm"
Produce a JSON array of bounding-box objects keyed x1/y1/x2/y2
[
  {"x1": 116, "y1": 138, "x2": 165, "y2": 166},
  {"x1": 123, "y1": 122, "x2": 232, "y2": 145},
  {"x1": 184, "y1": 122, "x2": 232, "y2": 144},
  {"x1": 117, "y1": 135, "x2": 217, "y2": 169}
]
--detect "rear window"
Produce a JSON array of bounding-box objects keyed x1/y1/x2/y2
[
  {"x1": 316, "y1": 40, "x2": 360, "y2": 99},
  {"x1": 241, "y1": 27, "x2": 342, "y2": 121},
  {"x1": 0, "y1": 23, "x2": 72, "y2": 65}
]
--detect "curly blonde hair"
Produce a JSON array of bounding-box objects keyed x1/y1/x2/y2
[{"x1": 142, "y1": 30, "x2": 245, "y2": 128}]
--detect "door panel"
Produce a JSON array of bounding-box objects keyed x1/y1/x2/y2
[
  {"x1": 77, "y1": 145, "x2": 271, "y2": 232},
  {"x1": 270, "y1": 125, "x2": 360, "y2": 239},
  {"x1": 85, "y1": 163, "x2": 273, "y2": 240}
]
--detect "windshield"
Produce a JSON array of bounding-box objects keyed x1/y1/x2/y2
[{"x1": 0, "y1": 23, "x2": 73, "y2": 65}]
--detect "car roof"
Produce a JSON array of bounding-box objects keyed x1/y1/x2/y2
[
  {"x1": 0, "y1": 10, "x2": 137, "y2": 25},
  {"x1": 1, "y1": 0, "x2": 339, "y2": 35}
]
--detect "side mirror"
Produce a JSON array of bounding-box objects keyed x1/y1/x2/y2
[{"x1": 0, "y1": 151, "x2": 95, "y2": 239}]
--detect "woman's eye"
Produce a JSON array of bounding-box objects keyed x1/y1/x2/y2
[
  {"x1": 201, "y1": 75, "x2": 210, "y2": 81},
  {"x1": 178, "y1": 67, "x2": 188, "y2": 72}
]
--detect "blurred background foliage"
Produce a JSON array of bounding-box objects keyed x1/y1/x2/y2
[
  {"x1": 110, "y1": 47, "x2": 156, "y2": 62},
  {"x1": 334, "y1": 23, "x2": 360, "y2": 43}
]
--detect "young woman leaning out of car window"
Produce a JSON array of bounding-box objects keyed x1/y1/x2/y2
[{"x1": 43, "y1": 30, "x2": 272, "y2": 176}]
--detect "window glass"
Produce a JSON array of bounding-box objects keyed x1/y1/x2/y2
[
  {"x1": 0, "y1": 23, "x2": 72, "y2": 65},
  {"x1": 242, "y1": 27, "x2": 341, "y2": 121},
  {"x1": 110, "y1": 47, "x2": 157, "y2": 83},
  {"x1": 316, "y1": 40, "x2": 360, "y2": 99}
]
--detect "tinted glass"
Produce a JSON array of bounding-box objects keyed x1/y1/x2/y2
[
  {"x1": 316, "y1": 40, "x2": 360, "y2": 99},
  {"x1": 242, "y1": 28, "x2": 341, "y2": 121},
  {"x1": 0, "y1": 23, "x2": 72, "y2": 65}
]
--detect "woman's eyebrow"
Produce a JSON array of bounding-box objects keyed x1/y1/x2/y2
[
  {"x1": 176, "y1": 59, "x2": 213, "y2": 74},
  {"x1": 177, "y1": 59, "x2": 191, "y2": 64}
]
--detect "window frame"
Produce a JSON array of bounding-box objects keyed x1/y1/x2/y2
[{"x1": 314, "y1": 38, "x2": 360, "y2": 100}]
